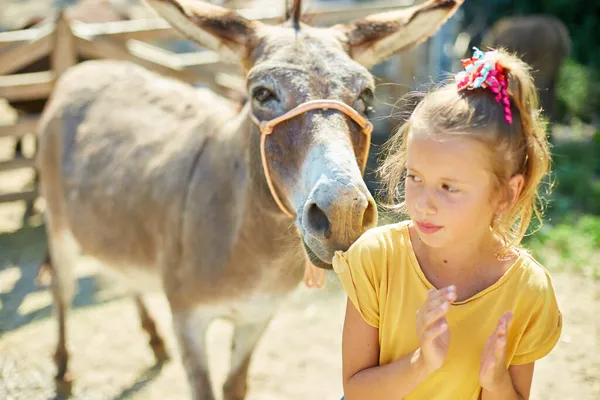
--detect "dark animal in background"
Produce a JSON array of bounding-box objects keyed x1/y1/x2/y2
[{"x1": 480, "y1": 15, "x2": 571, "y2": 123}]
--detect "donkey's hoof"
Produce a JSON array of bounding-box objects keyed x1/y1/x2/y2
[{"x1": 55, "y1": 373, "x2": 73, "y2": 397}]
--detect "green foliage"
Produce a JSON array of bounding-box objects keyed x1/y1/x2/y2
[
  {"x1": 524, "y1": 129, "x2": 600, "y2": 277},
  {"x1": 524, "y1": 215, "x2": 600, "y2": 278},
  {"x1": 545, "y1": 130, "x2": 600, "y2": 218},
  {"x1": 556, "y1": 59, "x2": 600, "y2": 123}
]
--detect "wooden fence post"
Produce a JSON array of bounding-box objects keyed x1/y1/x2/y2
[{"x1": 52, "y1": 11, "x2": 77, "y2": 78}]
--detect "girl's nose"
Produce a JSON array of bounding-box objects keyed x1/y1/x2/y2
[{"x1": 415, "y1": 189, "x2": 437, "y2": 216}]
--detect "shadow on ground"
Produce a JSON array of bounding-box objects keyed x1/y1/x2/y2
[
  {"x1": 0, "y1": 224, "x2": 102, "y2": 333},
  {"x1": 0, "y1": 223, "x2": 166, "y2": 399}
]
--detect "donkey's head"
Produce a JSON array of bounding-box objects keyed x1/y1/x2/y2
[{"x1": 146, "y1": 0, "x2": 463, "y2": 268}]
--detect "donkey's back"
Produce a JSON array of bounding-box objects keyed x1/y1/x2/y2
[{"x1": 38, "y1": 60, "x2": 238, "y2": 272}]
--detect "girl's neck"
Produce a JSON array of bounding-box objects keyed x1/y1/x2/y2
[
  {"x1": 409, "y1": 222, "x2": 522, "y2": 301},
  {"x1": 409, "y1": 223, "x2": 505, "y2": 289}
]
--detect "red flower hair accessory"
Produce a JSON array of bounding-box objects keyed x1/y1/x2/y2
[{"x1": 456, "y1": 47, "x2": 513, "y2": 125}]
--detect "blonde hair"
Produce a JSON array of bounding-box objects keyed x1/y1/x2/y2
[{"x1": 378, "y1": 49, "x2": 551, "y2": 254}]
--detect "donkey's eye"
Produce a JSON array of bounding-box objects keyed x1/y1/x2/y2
[
  {"x1": 252, "y1": 87, "x2": 276, "y2": 104},
  {"x1": 357, "y1": 88, "x2": 374, "y2": 116}
]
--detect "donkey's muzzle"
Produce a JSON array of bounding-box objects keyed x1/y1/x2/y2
[{"x1": 301, "y1": 178, "x2": 377, "y2": 264}]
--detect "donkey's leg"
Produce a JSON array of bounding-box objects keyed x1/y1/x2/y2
[
  {"x1": 23, "y1": 167, "x2": 39, "y2": 223},
  {"x1": 170, "y1": 307, "x2": 215, "y2": 400},
  {"x1": 46, "y1": 230, "x2": 78, "y2": 396},
  {"x1": 223, "y1": 305, "x2": 279, "y2": 400},
  {"x1": 134, "y1": 295, "x2": 170, "y2": 364}
]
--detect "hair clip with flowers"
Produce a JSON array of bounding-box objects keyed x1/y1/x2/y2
[{"x1": 456, "y1": 47, "x2": 513, "y2": 125}]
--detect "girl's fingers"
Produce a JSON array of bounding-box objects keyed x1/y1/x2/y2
[
  {"x1": 493, "y1": 334, "x2": 507, "y2": 361},
  {"x1": 489, "y1": 311, "x2": 513, "y2": 362},
  {"x1": 422, "y1": 319, "x2": 448, "y2": 343},
  {"x1": 495, "y1": 320, "x2": 507, "y2": 336},
  {"x1": 427, "y1": 286, "x2": 455, "y2": 302},
  {"x1": 495, "y1": 311, "x2": 514, "y2": 337},
  {"x1": 423, "y1": 301, "x2": 450, "y2": 329},
  {"x1": 503, "y1": 311, "x2": 514, "y2": 326},
  {"x1": 417, "y1": 286, "x2": 456, "y2": 333},
  {"x1": 425, "y1": 285, "x2": 456, "y2": 312}
]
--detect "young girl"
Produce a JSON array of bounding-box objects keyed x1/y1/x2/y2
[{"x1": 333, "y1": 48, "x2": 562, "y2": 399}]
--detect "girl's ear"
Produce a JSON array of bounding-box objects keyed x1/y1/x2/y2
[
  {"x1": 496, "y1": 174, "x2": 525, "y2": 216},
  {"x1": 508, "y1": 174, "x2": 525, "y2": 206}
]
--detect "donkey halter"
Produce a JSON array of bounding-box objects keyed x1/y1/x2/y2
[{"x1": 250, "y1": 99, "x2": 373, "y2": 218}]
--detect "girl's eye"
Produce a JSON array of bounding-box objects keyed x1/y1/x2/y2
[
  {"x1": 442, "y1": 184, "x2": 458, "y2": 193},
  {"x1": 407, "y1": 174, "x2": 422, "y2": 183}
]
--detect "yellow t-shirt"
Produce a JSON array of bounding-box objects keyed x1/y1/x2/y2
[{"x1": 333, "y1": 221, "x2": 562, "y2": 400}]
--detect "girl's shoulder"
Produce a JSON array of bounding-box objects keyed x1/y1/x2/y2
[
  {"x1": 510, "y1": 251, "x2": 558, "y2": 296},
  {"x1": 505, "y1": 252, "x2": 563, "y2": 365},
  {"x1": 332, "y1": 219, "x2": 413, "y2": 277},
  {"x1": 332, "y1": 220, "x2": 413, "y2": 328},
  {"x1": 346, "y1": 219, "x2": 412, "y2": 253}
]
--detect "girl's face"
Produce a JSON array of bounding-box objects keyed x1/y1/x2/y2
[{"x1": 404, "y1": 131, "x2": 501, "y2": 249}]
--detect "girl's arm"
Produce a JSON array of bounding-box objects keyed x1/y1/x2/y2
[
  {"x1": 482, "y1": 363, "x2": 535, "y2": 400},
  {"x1": 341, "y1": 299, "x2": 429, "y2": 400}
]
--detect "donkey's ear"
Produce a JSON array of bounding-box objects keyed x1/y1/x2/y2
[
  {"x1": 332, "y1": 0, "x2": 464, "y2": 68},
  {"x1": 145, "y1": 0, "x2": 263, "y2": 63}
]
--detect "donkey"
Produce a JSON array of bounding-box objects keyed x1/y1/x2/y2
[{"x1": 37, "y1": 0, "x2": 463, "y2": 398}]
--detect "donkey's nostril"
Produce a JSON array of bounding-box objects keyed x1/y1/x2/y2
[
  {"x1": 306, "y1": 203, "x2": 331, "y2": 239},
  {"x1": 361, "y1": 197, "x2": 377, "y2": 232}
]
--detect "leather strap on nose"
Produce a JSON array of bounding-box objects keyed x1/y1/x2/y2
[{"x1": 250, "y1": 99, "x2": 373, "y2": 218}]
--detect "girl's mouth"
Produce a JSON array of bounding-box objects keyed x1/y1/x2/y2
[{"x1": 416, "y1": 221, "x2": 443, "y2": 234}]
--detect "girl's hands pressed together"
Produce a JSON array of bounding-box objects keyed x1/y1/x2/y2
[
  {"x1": 415, "y1": 285, "x2": 457, "y2": 373},
  {"x1": 480, "y1": 311, "x2": 514, "y2": 391}
]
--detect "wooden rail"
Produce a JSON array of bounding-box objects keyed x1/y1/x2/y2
[{"x1": 0, "y1": 117, "x2": 38, "y2": 139}]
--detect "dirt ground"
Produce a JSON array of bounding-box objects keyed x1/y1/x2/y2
[{"x1": 0, "y1": 113, "x2": 599, "y2": 400}]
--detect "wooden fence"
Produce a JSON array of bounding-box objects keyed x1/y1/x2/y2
[{"x1": 0, "y1": 0, "x2": 459, "y2": 214}]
